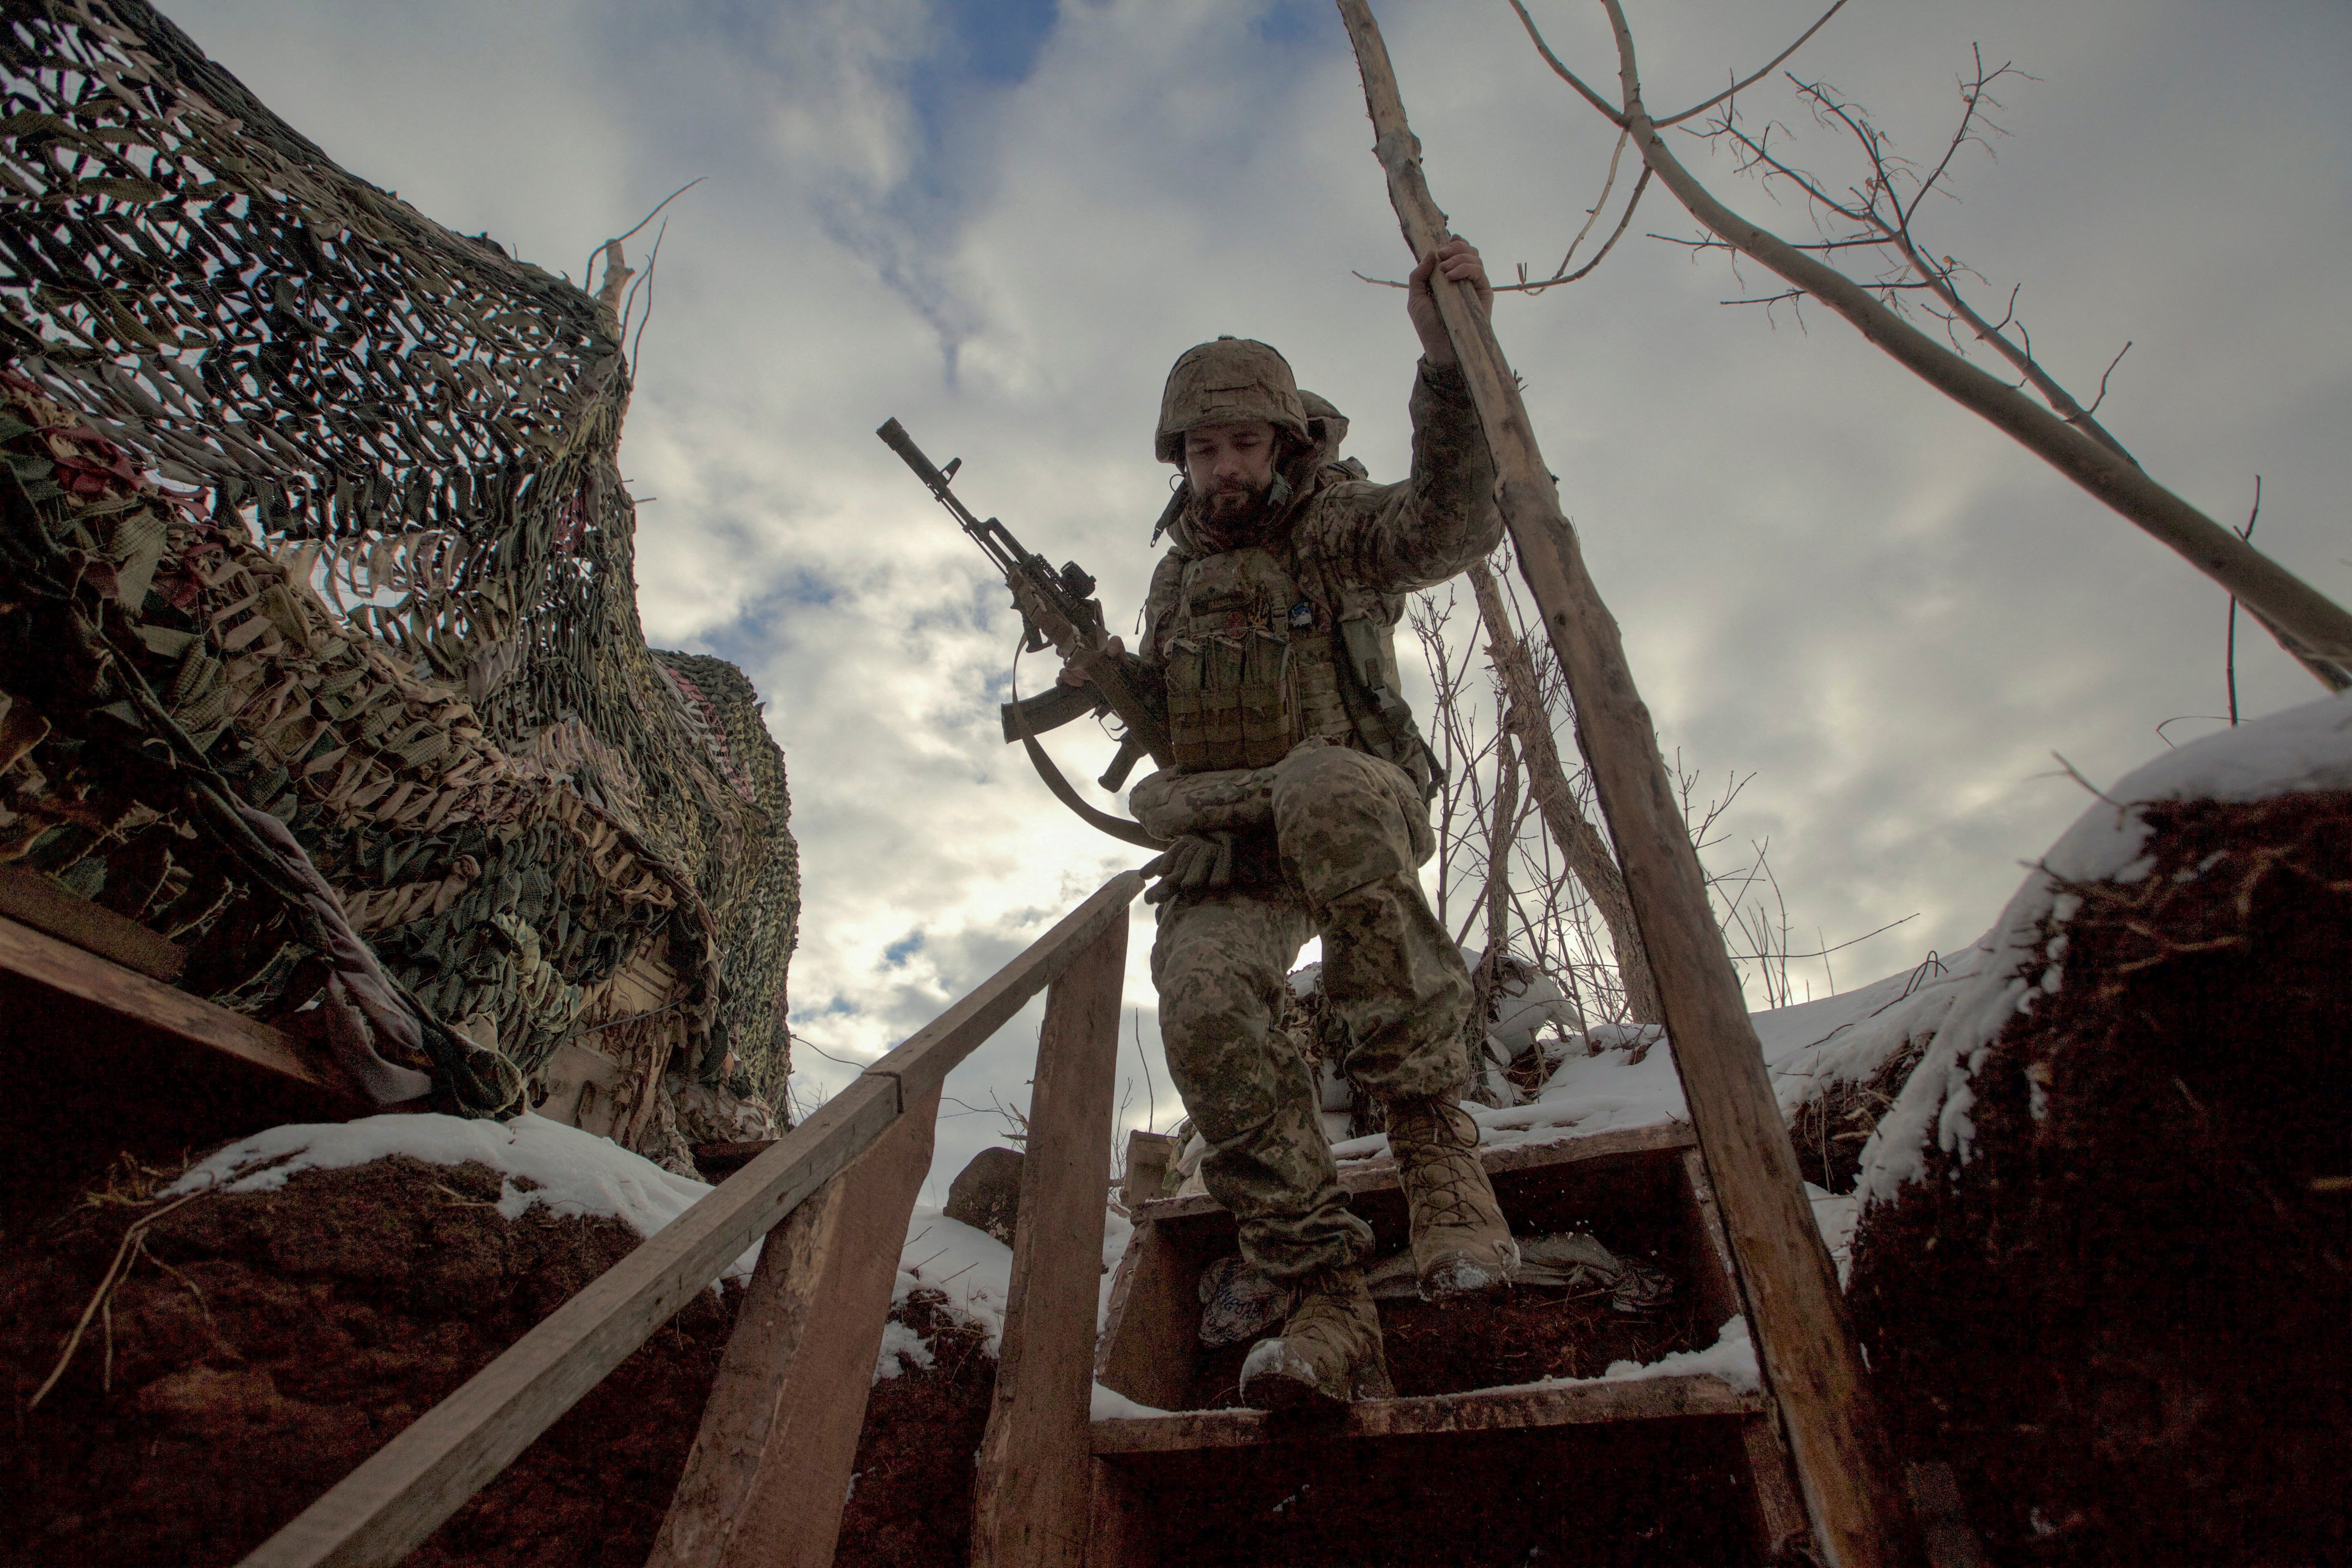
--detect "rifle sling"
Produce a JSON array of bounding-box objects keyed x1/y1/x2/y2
[
  {"x1": 1004, "y1": 692, "x2": 1169, "y2": 851},
  {"x1": 1018, "y1": 733, "x2": 1168, "y2": 850}
]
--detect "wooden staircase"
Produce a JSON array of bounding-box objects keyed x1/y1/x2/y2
[
  {"x1": 9, "y1": 862, "x2": 1929, "y2": 1566},
  {"x1": 1086, "y1": 1123, "x2": 1808, "y2": 1566}
]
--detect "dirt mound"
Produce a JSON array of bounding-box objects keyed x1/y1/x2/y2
[
  {"x1": 0, "y1": 1155, "x2": 737, "y2": 1568},
  {"x1": 1788, "y1": 1033, "x2": 1927, "y2": 1194},
  {"x1": 1848, "y1": 790, "x2": 2352, "y2": 1566},
  {"x1": 834, "y1": 1288, "x2": 998, "y2": 1568}
]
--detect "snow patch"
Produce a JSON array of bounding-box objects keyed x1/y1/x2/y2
[
  {"x1": 894, "y1": 1207, "x2": 1016, "y2": 1350},
  {"x1": 1603, "y1": 1316, "x2": 1760, "y2": 1394},
  {"x1": 1091, "y1": 1381, "x2": 1172, "y2": 1419},
  {"x1": 1323, "y1": 949, "x2": 1973, "y2": 1165},
  {"x1": 165, "y1": 1111, "x2": 760, "y2": 1279},
  {"x1": 1808, "y1": 1182, "x2": 1860, "y2": 1285},
  {"x1": 1854, "y1": 691, "x2": 2352, "y2": 1212},
  {"x1": 872, "y1": 1319, "x2": 935, "y2": 1382}
]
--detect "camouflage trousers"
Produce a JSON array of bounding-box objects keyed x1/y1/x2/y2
[{"x1": 1151, "y1": 744, "x2": 1473, "y2": 1281}]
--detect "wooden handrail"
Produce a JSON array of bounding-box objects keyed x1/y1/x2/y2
[{"x1": 235, "y1": 870, "x2": 1145, "y2": 1568}]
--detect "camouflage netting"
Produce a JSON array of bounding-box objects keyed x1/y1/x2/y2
[{"x1": 0, "y1": 0, "x2": 797, "y2": 1130}]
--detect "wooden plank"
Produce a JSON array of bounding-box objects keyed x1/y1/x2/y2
[
  {"x1": 233, "y1": 870, "x2": 1144, "y2": 1568},
  {"x1": 1132, "y1": 1119, "x2": 1695, "y2": 1226},
  {"x1": 1083, "y1": 1461, "x2": 1163, "y2": 1568},
  {"x1": 972, "y1": 916, "x2": 1129, "y2": 1568},
  {"x1": 0, "y1": 912, "x2": 343, "y2": 1100},
  {"x1": 1333, "y1": 7, "x2": 1915, "y2": 1560},
  {"x1": 1678, "y1": 1146, "x2": 1745, "y2": 1332},
  {"x1": 1686, "y1": 1131, "x2": 1822, "y2": 1561},
  {"x1": 864, "y1": 870, "x2": 1143, "y2": 1108},
  {"x1": 1092, "y1": 1223, "x2": 1195, "y2": 1414},
  {"x1": 1121, "y1": 1128, "x2": 1175, "y2": 1210},
  {"x1": 1091, "y1": 1372, "x2": 1763, "y2": 1455},
  {"x1": 234, "y1": 1075, "x2": 902, "y2": 1568},
  {"x1": 646, "y1": 1084, "x2": 940, "y2": 1568},
  {"x1": 0, "y1": 864, "x2": 185, "y2": 980},
  {"x1": 1743, "y1": 1415, "x2": 1814, "y2": 1563}
]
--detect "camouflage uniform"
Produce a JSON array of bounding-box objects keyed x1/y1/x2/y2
[{"x1": 1140, "y1": 356, "x2": 1501, "y2": 1282}]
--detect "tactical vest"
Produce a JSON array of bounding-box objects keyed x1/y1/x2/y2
[{"x1": 1158, "y1": 541, "x2": 1438, "y2": 797}]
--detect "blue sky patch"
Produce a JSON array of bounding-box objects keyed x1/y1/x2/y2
[{"x1": 882, "y1": 929, "x2": 926, "y2": 967}]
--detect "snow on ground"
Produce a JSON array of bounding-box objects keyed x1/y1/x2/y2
[
  {"x1": 883, "y1": 1200, "x2": 1147, "y2": 1403},
  {"x1": 1855, "y1": 690, "x2": 2352, "y2": 1212},
  {"x1": 1604, "y1": 1316, "x2": 1760, "y2": 1394},
  {"x1": 893, "y1": 1207, "x2": 1015, "y2": 1352},
  {"x1": 1809, "y1": 1183, "x2": 1860, "y2": 1285},
  {"x1": 1477, "y1": 1316, "x2": 1762, "y2": 1401},
  {"x1": 1322, "y1": 949, "x2": 1976, "y2": 1167},
  {"x1": 165, "y1": 1111, "x2": 760, "y2": 1279}
]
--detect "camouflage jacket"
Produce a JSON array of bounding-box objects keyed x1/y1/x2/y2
[{"x1": 1140, "y1": 359, "x2": 1500, "y2": 790}]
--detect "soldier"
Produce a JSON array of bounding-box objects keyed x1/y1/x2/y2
[{"x1": 1120, "y1": 238, "x2": 1517, "y2": 1409}]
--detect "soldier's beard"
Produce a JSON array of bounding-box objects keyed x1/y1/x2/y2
[{"x1": 1189, "y1": 480, "x2": 1276, "y2": 551}]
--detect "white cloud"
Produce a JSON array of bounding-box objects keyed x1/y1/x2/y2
[{"x1": 165, "y1": 0, "x2": 2352, "y2": 1192}]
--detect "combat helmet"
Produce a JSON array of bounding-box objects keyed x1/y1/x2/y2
[
  {"x1": 1298, "y1": 389, "x2": 1348, "y2": 464},
  {"x1": 1156, "y1": 336, "x2": 1310, "y2": 464}
]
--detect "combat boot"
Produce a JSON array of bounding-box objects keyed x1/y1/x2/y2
[
  {"x1": 1387, "y1": 1096, "x2": 1520, "y2": 1299},
  {"x1": 1237, "y1": 1265, "x2": 1394, "y2": 1410}
]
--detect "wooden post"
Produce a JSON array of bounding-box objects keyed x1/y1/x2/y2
[
  {"x1": 971, "y1": 915, "x2": 1129, "y2": 1568},
  {"x1": 1332, "y1": 5, "x2": 1916, "y2": 1562},
  {"x1": 1096, "y1": 1131, "x2": 1191, "y2": 1414},
  {"x1": 644, "y1": 1084, "x2": 940, "y2": 1568}
]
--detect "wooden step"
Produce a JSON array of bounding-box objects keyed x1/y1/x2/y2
[
  {"x1": 1088, "y1": 1123, "x2": 1809, "y2": 1565},
  {"x1": 1094, "y1": 1371, "x2": 1762, "y2": 1454},
  {"x1": 1131, "y1": 1119, "x2": 1699, "y2": 1225}
]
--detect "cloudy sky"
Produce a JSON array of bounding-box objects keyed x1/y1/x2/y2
[{"x1": 167, "y1": 0, "x2": 2351, "y2": 1198}]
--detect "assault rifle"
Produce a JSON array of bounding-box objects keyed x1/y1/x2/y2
[{"x1": 876, "y1": 419, "x2": 1172, "y2": 832}]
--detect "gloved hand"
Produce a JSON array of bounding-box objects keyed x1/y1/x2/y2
[{"x1": 1142, "y1": 831, "x2": 1236, "y2": 905}]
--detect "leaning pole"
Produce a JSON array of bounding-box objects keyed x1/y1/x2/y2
[{"x1": 1333, "y1": 4, "x2": 1917, "y2": 1563}]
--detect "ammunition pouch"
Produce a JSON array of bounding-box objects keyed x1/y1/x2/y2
[{"x1": 1165, "y1": 627, "x2": 1301, "y2": 772}]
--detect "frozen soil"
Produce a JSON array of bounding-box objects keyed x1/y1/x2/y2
[
  {"x1": 0, "y1": 1154, "x2": 1009, "y2": 1568},
  {"x1": 833, "y1": 1288, "x2": 996, "y2": 1568},
  {"x1": 0, "y1": 1154, "x2": 738, "y2": 1568},
  {"x1": 1848, "y1": 791, "x2": 2352, "y2": 1566}
]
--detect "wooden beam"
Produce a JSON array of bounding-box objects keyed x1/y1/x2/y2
[
  {"x1": 0, "y1": 912, "x2": 342, "y2": 1101},
  {"x1": 1333, "y1": 6, "x2": 1915, "y2": 1561},
  {"x1": 646, "y1": 1085, "x2": 940, "y2": 1568},
  {"x1": 1091, "y1": 1372, "x2": 1762, "y2": 1455},
  {"x1": 234, "y1": 871, "x2": 1146, "y2": 1568},
  {"x1": 972, "y1": 915, "x2": 1129, "y2": 1568},
  {"x1": 0, "y1": 864, "x2": 185, "y2": 980},
  {"x1": 1693, "y1": 1143, "x2": 1811, "y2": 1557},
  {"x1": 1093, "y1": 1223, "x2": 1194, "y2": 1414}
]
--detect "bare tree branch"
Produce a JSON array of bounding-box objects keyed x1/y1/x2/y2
[
  {"x1": 1523, "y1": 0, "x2": 2352, "y2": 686},
  {"x1": 1653, "y1": 0, "x2": 1853, "y2": 128},
  {"x1": 1505, "y1": 0, "x2": 1624, "y2": 124}
]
